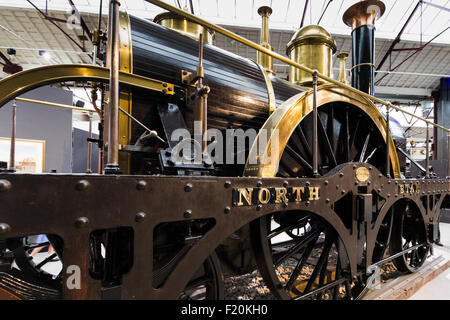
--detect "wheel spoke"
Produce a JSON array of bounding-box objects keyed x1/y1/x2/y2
[
  {"x1": 35, "y1": 253, "x2": 58, "y2": 269},
  {"x1": 274, "y1": 228, "x2": 322, "y2": 267},
  {"x1": 358, "y1": 132, "x2": 371, "y2": 162},
  {"x1": 304, "y1": 232, "x2": 334, "y2": 294},
  {"x1": 317, "y1": 113, "x2": 338, "y2": 167},
  {"x1": 285, "y1": 234, "x2": 318, "y2": 291},
  {"x1": 268, "y1": 215, "x2": 310, "y2": 239},
  {"x1": 295, "y1": 125, "x2": 312, "y2": 161},
  {"x1": 285, "y1": 145, "x2": 313, "y2": 173}
]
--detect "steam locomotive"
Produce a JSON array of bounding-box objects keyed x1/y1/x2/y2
[{"x1": 0, "y1": 0, "x2": 448, "y2": 300}]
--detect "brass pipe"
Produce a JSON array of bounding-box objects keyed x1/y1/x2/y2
[
  {"x1": 312, "y1": 71, "x2": 318, "y2": 177},
  {"x1": 385, "y1": 105, "x2": 390, "y2": 177},
  {"x1": 105, "y1": 0, "x2": 121, "y2": 174},
  {"x1": 145, "y1": 0, "x2": 450, "y2": 134},
  {"x1": 337, "y1": 53, "x2": 349, "y2": 84},
  {"x1": 87, "y1": 112, "x2": 93, "y2": 174},
  {"x1": 8, "y1": 100, "x2": 16, "y2": 172},
  {"x1": 15, "y1": 97, "x2": 87, "y2": 111},
  {"x1": 257, "y1": 6, "x2": 274, "y2": 74}
]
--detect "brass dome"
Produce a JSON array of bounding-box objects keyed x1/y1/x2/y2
[
  {"x1": 286, "y1": 25, "x2": 336, "y2": 87},
  {"x1": 286, "y1": 25, "x2": 336, "y2": 55}
]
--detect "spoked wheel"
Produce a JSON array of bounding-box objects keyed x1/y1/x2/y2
[
  {"x1": 277, "y1": 102, "x2": 393, "y2": 178},
  {"x1": 249, "y1": 101, "x2": 399, "y2": 300},
  {"x1": 178, "y1": 253, "x2": 224, "y2": 300},
  {"x1": 252, "y1": 212, "x2": 362, "y2": 300},
  {"x1": 389, "y1": 202, "x2": 429, "y2": 273}
]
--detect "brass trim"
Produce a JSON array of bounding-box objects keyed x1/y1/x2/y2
[
  {"x1": 144, "y1": 0, "x2": 449, "y2": 133},
  {"x1": 255, "y1": 63, "x2": 276, "y2": 113},
  {"x1": 118, "y1": 11, "x2": 133, "y2": 173},
  {"x1": 0, "y1": 64, "x2": 174, "y2": 108},
  {"x1": 154, "y1": 11, "x2": 215, "y2": 44},
  {"x1": 243, "y1": 84, "x2": 401, "y2": 178},
  {"x1": 351, "y1": 62, "x2": 375, "y2": 71}
]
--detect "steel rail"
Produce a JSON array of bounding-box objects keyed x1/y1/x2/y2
[{"x1": 144, "y1": 0, "x2": 450, "y2": 134}]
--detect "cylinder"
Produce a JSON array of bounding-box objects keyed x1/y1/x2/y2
[
  {"x1": 286, "y1": 25, "x2": 336, "y2": 87},
  {"x1": 343, "y1": 0, "x2": 385, "y2": 95}
]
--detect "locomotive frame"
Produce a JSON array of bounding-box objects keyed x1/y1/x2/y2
[{"x1": 0, "y1": 0, "x2": 449, "y2": 300}]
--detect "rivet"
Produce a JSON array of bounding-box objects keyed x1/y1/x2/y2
[
  {"x1": 387, "y1": 194, "x2": 391, "y2": 198},
  {"x1": 184, "y1": 210, "x2": 192, "y2": 219},
  {"x1": 355, "y1": 181, "x2": 359, "y2": 185},
  {"x1": 339, "y1": 173, "x2": 344, "y2": 177},
  {"x1": 324, "y1": 180, "x2": 329, "y2": 186},
  {"x1": 306, "y1": 181, "x2": 310, "y2": 187},
  {"x1": 137, "y1": 180, "x2": 147, "y2": 190},
  {"x1": 378, "y1": 174, "x2": 382, "y2": 178},
  {"x1": 336, "y1": 185, "x2": 339, "y2": 189},
  {"x1": 395, "y1": 194, "x2": 398, "y2": 197},
  {"x1": 0, "y1": 223, "x2": 11, "y2": 234},
  {"x1": 256, "y1": 204, "x2": 262, "y2": 211},
  {"x1": 377, "y1": 189, "x2": 382, "y2": 193},
  {"x1": 388, "y1": 180, "x2": 391, "y2": 184},
  {"x1": 184, "y1": 183, "x2": 193, "y2": 192},
  {"x1": 282, "y1": 202, "x2": 288, "y2": 208},
  {"x1": 162, "y1": 88, "x2": 167, "y2": 94},
  {"x1": 325, "y1": 198, "x2": 330, "y2": 204},
  {"x1": 168, "y1": 87, "x2": 173, "y2": 92},
  {"x1": 162, "y1": 82, "x2": 168, "y2": 87},
  {"x1": 353, "y1": 165, "x2": 357, "y2": 169},
  {"x1": 135, "y1": 212, "x2": 146, "y2": 222},
  {"x1": 305, "y1": 200, "x2": 310, "y2": 206},
  {"x1": 76, "y1": 180, "x2": 89, "y2": 191},
  {"x1": 367, "y1": 181, "x2": 371, "y2": 185},
  {"x1": 0, "y1": 180, "x2": 11, "y2": 192},
  {"x1": 182, "y1": 70, "x2": 188, "y2": 76},
  {"x1": 75, "y1": 217, "x2": 89, "y2": 228},
  {"x1": 224, "y1": 181, "x2": 232, "y2": 188},
  {"x1": 341, "y1": 190, "x2": 346, "y2": 195},
  {"x1": 283, "y1": 181, "x2": 289, "y2": 187},
  {"x1": 224, "y1": 206, "x2": 231, "y2": 214},
  {"x1": 368, "y1": 167, "x2": 372, "y2": 170},
  {"x1": 257, "y1": 181, "x2": 262, "y2": 187}
]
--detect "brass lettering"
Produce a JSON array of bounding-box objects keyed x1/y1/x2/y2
[
  {"x1": 399, "y1": 184, "x2": 404, "y2": 194},
  {"x1": 258, "y1": 188, "x2": 271, "y2": 204},
  {"x1": 309, "y1": 187, "x2": 320, "y2": 200},
  {"x1": 292, "y1": 187, "x2": 302, "y2": 202},
  {"x1": 236, "y1": 188, "x2": 253, "y2": 206},
  {"x1": 275, "y1": 187, "x2": 288, "y2": 204}
]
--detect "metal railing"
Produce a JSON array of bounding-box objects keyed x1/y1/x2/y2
[{"x1": 145, "y1": 0, "x2": 450, "y2": 178}]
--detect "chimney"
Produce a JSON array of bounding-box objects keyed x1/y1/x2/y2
[{"x1": 343, "y1": 0, "x2": 385, "y2": 95}]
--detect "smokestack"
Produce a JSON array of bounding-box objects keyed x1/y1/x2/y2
[
  {"x1": 257, "y1": 6, "x2": 274, "y2": 74},
  {"x1": 343, "y1": 0, "x2": 385, "y2": 96}
]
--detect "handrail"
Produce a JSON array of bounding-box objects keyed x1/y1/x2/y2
[{"x1": 145, "y1": 0, "x2": 449, "y2": 133}]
